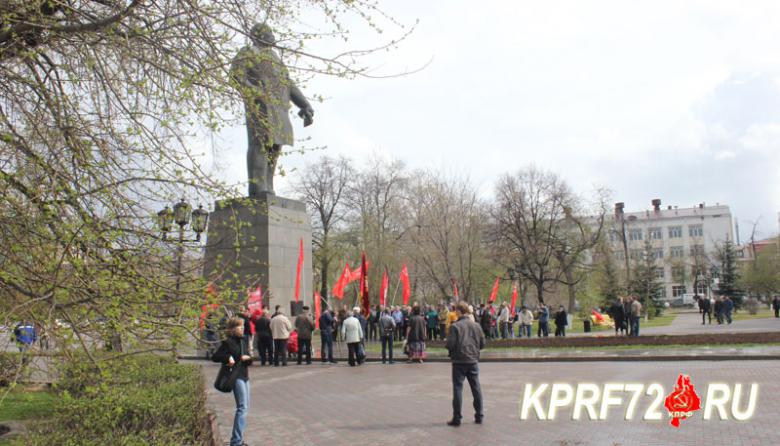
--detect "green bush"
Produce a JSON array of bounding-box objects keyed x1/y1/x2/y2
[
  {"x1": 0, "y1": 353, "x2": 25, "y2": 387},
  {"x1": 26, "y1": 354, "x2": 209, "y2": 446}
]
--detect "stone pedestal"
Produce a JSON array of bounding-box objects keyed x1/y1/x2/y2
[{"x1": 202, "y1": 192, "x2": 312, "y2": 312}]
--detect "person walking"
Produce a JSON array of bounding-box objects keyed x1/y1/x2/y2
[
  {"x1": 520, "y1": 306, "x2": 534, "y2": 338},
  {"x1": 630, "y1": 296, "x2": 642, "y2": 336},
  {"x1": 270, "y1": 308, "x2": 292, "y2": 366},
  {"x1": 406, "y1": 305, "x2": 427, "y2": 363},
  {"x1": 446, "y1": 302, "x2": 486, "y2": 427},
  {"x1": 714, "y1": 297, "x2": 724, "y2": 324},
  {"x1": 773, "y1": 296, "x2": 780, "y2": 318},
  {"x1": 724, "y1": 296, "x2": 734, "y2": 324},
  {"x1": 295, "y1": 306, "x2": 315, "y2": 365},
  {"x1": 212, "y1": 317, "x2": 253, "y2": 446},
  {"x1": 379, "y1": 307, "x2": 396, "y2": 364},
  {"x1": 698, "y1": 297, "x2": 712, "y2": 325},
  {"x1": 554, "y1": 305, "x2": 568, "y2": 337},
  {"x1": 319, "y1": 305, "x2": 337, "y2": 364},
  {"x1": 341, "y1": 307, "x2": 364, "y2": 366},
  {"x1": 252, "y1": 309, "x2": 274, "y2": 365}
]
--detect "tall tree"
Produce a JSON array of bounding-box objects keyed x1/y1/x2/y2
[
  {"x1": 630, "y1": 239, "x2": 663, "y2": 318},
  {"x1": 715, "y1": 239, "x2": 743, "y2": 308},
  {"x1": 290, "y1": 156, "x2": 353, "y2": 303},
  {"x1": 491, "y1": 166, "x2": 576, "y2": 305}
]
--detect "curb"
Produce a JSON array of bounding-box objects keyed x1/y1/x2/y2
[{"x1": 180, "y1": 354, "x2": 780, "y2": 363}]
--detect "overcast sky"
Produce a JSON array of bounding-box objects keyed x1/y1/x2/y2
[{"x1": 204, "y1": 1, "x2": 780, "y2": 242}]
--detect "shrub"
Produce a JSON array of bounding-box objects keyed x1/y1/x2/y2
[
  {"x1": 0, "y1": 353, "x2": 25, "y2": 387},
  {"x1": 745, "y1": 297, "x2": 759, "y2": 315},
  {"x1": 26, "y1": 354, "x2": 209, "y2": 446}
]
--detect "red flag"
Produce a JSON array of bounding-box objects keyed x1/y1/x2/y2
[
  {"x1": 333, "y1": 263, "x2": 350, "y2": 299},
  {"x1": 348, "y1": 260, "x2": 370, "y2": 283},
  {"x1": 379, "y1": 268, "x2": 389, "y2": 306},
  {"x1": 451, "y1": 278, "x2": 460, "y2": 300},
  {"x1": 360, "y1": 252, "x2": 370, "y2": 315},
  {"x1": 510, "y1": 284, "x2": 518, "y2": 314},
  {"x1": 489, "y1": 277, "x2": 500, "y2": 303},
  {"x1": 294, "y1": 238, "x2": 304, "y2": 302},
  {"x1": 400, "y1": 263, "x2": 411, "y2": 305},
  {"x1": 314, "y1": 290, "x2": 322, "y2": 329},
  {"x1": 247, "y1": 285, "x2": 263, "y2": 315}
]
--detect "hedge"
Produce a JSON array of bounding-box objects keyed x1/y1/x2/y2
[{"x1": 22, "y1": 354, "x2": 210, "y2": 446}]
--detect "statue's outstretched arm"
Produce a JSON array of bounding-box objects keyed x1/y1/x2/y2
[{"x1": 290, "y1": 84, "x2": 314, "y2": 126}]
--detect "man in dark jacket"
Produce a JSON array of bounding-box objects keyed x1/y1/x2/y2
[
  {"x1": 445, "y1": 302, "x2": 486, "y2": 427},
  {"x1": 608, "y1": 298, "x2": 626, "y2": 336},
  {"x1": 378, "y1": 307, "x2": 396, "y2": 364},
  {"x1": 252, "y1": 309, "x2": 274, "y2": 365},
  {"x1": 698, "y1": 297, "x2": 712, "y2": 325},
  {"x1": 554, "y1": 305, "x2": 568, "y2": 337},
  {"x1": 295, "y1": 306, "x2": 315, "y2": 365},
  {"x1": 773, "y1": 296, "x2": 780, "y2": 318},
  {"x1": 318, "y1": 305, "x2": 336, "y2": 364}
]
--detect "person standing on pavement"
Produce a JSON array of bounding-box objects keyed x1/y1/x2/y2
[
  {"x1": 212, "y1": 317, "x2": 252, "y2": 446},
  {"x1": 537, "y1": 304, "x2": 549, "y2": 337},
  {"x1": 369, "y1": 305, "x2": 380, "y2": 342},
  {"x1": 446, "y1": 302, "x2": 486, "y2": 427},
  {"x1": 406, "y1": 305, "x2": 427, "y2": 363},
  {"x1": 630, "y1": 296, "x2": 642, "y2": 336},
  {"x1": 252, "y1": 309, "x2": 274, "y2": 365},
  {"x1": 497, "y1": 302, "x2": 510, "y2": 339},
  {"x1": 773, "y1": 296, "x2": 780, "y2": 318},
  {"x1": 623, "y1": 297, "x2": 633, "y2": 335},
  {"x1": 319, "y1": 304, "x2": 337, "y2": 364},
  {"x1": 341, "y1": 307, "x2": 364, "y2": 366},
  {"x1": 519, "y1": 306, "x2": 533, "y2": 338},
  {"x1": 270, "y1": 308, "x2": 292, "y2": 366},
  {"x1": 446, "y1": 304, "x2": 459, "y2": 339},
  {"x1": 425, "y1": 306, "x2": 439, "y2": 341},
  {"x1": 554, "y1": 305, "x2": 568, "y2": 337},
  {"x1": 379, "y1": 307, "x2": 396, "y2": 364},
  {"x1": 714, "y1": 297, "x2": 724, "y2": 324},
  {"x1": 698, "y1": 297, "x2": 712, "y2": 325},
  {"x1": 392, "y1": 306, "x2": 404, "y2": 342},
  {"x1": 438, "y1": 304, "x2": 449, "y2": 340},
  {"x1": 295, "y1": 306, "x2": 315, "y2": 365},
  {"x1": 609, "y1": 298, "x2": 626, "y2": 336}
]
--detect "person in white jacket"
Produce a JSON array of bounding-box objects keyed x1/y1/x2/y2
[
  {"x1": 520, "y1": 306, "x2": 534, "y2": 338},
  {"x1": 270, "y1": 309, "x2": 292, "y2": 366},
  {"x1": 341, "y1": 307, "x2": 364, "y2": 366}
]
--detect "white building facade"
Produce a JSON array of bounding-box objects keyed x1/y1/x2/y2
[{"x1": 605, "y1": 200, "x2": 734, "y2": 301}]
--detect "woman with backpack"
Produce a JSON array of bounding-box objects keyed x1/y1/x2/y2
[{"x1": 212, "y1": 317, "x2": 253, "y2": 446}]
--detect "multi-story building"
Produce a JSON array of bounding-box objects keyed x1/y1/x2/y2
[{"x1": 605, "y1": 199, "x2": 734, "y2": 301}]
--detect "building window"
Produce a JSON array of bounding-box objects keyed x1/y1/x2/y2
[
  {"x1": 690, "y1": 245, "x2": 705, "y2": 257},
  {"x1": 668, "y1": 226, "x2": 682, "y2": 238},
  {"x1": 672, "y1": 266, "x2": 685, "y2": 281},
  {"x1": 658, "y1": 287, "x2": 667, "y2": 299},
  {"x1": 694, "y1": 284, "x2": 707, "y2": 295},
  {"x1": 648, "y1": 227, "x2": 662, "y2": 240},
  {"x1": 629, "y1": 229, "x2": 643, "y2": 241},
  {"x1": 672, "y1": 285, "x2": 686, "y2": 297},
  {"x1": 688, "y1": 224, "x2": 703, "y2": 237},
  {"x1": 614, "y1": 251, "x2": 625, "y2": 261},
  {"x1": 629, "y1": 249, "x2": 643, "y2": 261},
  {"x1": 670, "y1": 246, "x2": 684, "y2": 258},
  {"x1": 653, "y1": 248, "x2": 664, "y2": 260},
  {"x1": 655, "y1": 267, "x2": 665, "y2": 279}
]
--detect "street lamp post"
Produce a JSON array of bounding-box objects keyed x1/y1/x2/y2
[{"x1": 158, "y1": 199, "x2": 209, "y2": 301}]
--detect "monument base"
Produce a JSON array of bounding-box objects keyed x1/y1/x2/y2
[{"x1": 202, "y1": 192, "x2": 312, "y2": 313}]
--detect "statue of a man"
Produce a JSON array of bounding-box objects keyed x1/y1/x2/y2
[{"x1": 231, "y1": 23, "x2": 315, "y2": 196}]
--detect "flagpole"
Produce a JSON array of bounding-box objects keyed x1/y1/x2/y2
[{"x1": 390, "y1": 277, "x2": 401, "y2": 306}]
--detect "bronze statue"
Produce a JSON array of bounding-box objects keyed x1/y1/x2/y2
[{"x1": 231, "y1": 23, "x2": 314, "y2": 196}]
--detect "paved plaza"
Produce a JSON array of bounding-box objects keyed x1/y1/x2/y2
[{"x1": 199, "y1": 359, "x2": 780, "y2": 446}]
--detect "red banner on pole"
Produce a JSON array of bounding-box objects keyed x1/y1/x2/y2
[
  {"x1": 379, "y1": 268, "x2": 389, "y2": 306},
  {"x1": 400, "y1": 263, "x2": 411, "y2": 306},
  {"x1": 333, "y1": 263, "x2": 350, "y2": 299},
  {"x1": 510, "y1": 283, "x2": 518, "y2": 314},
  {"x1": 248, "y1": 285, "x2": 263, "y2": 316},
  {"x1": 360, "y1": 252, "x2": 370, "y2": 316},
  {"x1": 294, "y1": 238, "x2": 304, "y2": 302},
  {"x1": 314, "y1": 290, "x2": 322, "y2": 329},
  {"x1": 489, "y1": 277, "x2": 500, "y2": 303}
]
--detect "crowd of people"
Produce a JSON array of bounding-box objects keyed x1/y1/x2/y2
[
  {"x1": 696, "y1": 295, "x2": 736, "y2": 325},
  {"x1": 605, "y1": 296, "x2": 644, "y2": 336}
]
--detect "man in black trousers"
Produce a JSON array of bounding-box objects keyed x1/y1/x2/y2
[{"x1": 446, "y1": 302, "x2": 486, "y2": 427}]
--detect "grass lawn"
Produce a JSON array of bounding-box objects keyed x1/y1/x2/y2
[
  {"x1": 0, "y1": 385, "x2": 55, "y2": 422},
  {"x1": 732, "y1": 308, "x2": 776, "y2": 321},
  {"x1": 0, "y1": 385, "x2": 55, "y2": 446}
]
